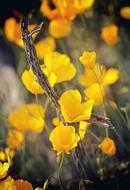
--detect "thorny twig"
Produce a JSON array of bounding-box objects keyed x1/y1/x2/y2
[{"x1": 21, "y1": 18, "x2": 115, "y2": 130}]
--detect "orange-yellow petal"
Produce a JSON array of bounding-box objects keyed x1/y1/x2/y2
[
  {"x1": 22, "y1": 67, "x2": 56, "y2": 94},
  {"x1": 98, "y1": 137, "x2": 116, "y2": 156},
  {"x1": 44, "y1": 51, "x2": 76, "y2": 83},
  {"x1": 49, "y1": 18, "x2": 72, "y2": 38},
  {"x1": 14, "y1": 179, "x2": 33, "y2": 190},
  {"x1": 79, "y1": 51, "x2": 96, "y2": 69},
  {"x1": 8, "y1": 104, "x2": 45, "y2": 133},
  {"x1": 84, "y1": 83, "x2": 104, "y2": 106},
  {"x1": 101, "y1": 24, "x2": 119, "y2": 46},
  {"x1": 50, "y1": 125, "x2": 80, "y2": 154},
  {"x1": 35, "y1": 36, "x2": 56, "y2": 59},
  {"x1": 79, "y1": 64, "x2": 103, "y2": 87},
  {"x1": 120, "y1": 6, "x2": 130, "y2": 20},
  {"x1": 102, "y1": 68, "x2": 119, "y2": 86},
  {"x1": 59, "y1": 90, "x2": 93, "y2": 122}
]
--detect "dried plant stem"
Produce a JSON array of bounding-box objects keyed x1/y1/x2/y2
[{"x1": 21, "y1": 18, "x2": 114, "y2": 130}]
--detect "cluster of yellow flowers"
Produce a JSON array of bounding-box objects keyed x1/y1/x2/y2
[
  {"x1": 22, "y1": 51, "x2": 76, "y2": 94},
  {"x1": 16, "y1": 49, "x2": 117, "y2": 156},
  {"x1": 40, "y1": 0, "x2": 95, "y2": 38},
  {"x1": 79, "y1": 51, "x2": 119, "y2": 106},
  {"x1": 0, "y1": 161, "x2": 42, "y2": 190},
  {"x1": 3, "y1": 3, "x2": 130, "y2": 53}
]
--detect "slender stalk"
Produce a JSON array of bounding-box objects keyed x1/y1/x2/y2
[{"x1": 58, "y1": 153, "x2": 64, "y2": 190}]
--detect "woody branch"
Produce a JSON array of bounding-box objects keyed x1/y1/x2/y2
[{"x1": 21, "y1": 18, "x2": 114, "y2": 130}]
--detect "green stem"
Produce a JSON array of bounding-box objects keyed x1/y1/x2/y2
[
  {"x1": 58, "y1": 153, "x2": 64, "y2": 190},
  {"x1": 86, "y1": 128, "x2": 101, "y2": 142}
]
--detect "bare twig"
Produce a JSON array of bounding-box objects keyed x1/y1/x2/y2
[
  {"x1": 21, "y1": 18, "x2": 114, "y2": 130},
  {"x1": 21, "y1": 18, "x2": 65, "y2": 124}
]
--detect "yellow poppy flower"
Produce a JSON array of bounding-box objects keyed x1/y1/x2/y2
[
  {"x1": 120, "y1": 6, "x2": 130, "y2": 20},
  {"x1": 98, "y1": 137, "x2": 116, "y2": 156},
  {"x1": 79, "y1": 51, "x2": 96, "y2": 69},
  {"x1": 49, "y1": 18, "x2": 72, "y2": 38},
  {"x1": 0, "y1": 176, "x2": 16, "y2": 190},
  {"x1": 50, "y1": 125, "x2": 80, "y2": 154},
  {"x1": 4, "y1": 17, "x2": 37, "y2": 48},
  {"x1": 22, "y1": 67, "x2": 56, "y2": 94},
  {"x1": 35, "y1": 36, "x2": 56, "y2": 60},
  {"x1": 44, "y1": 51, "x2": 76, "y2": 83},
  {"x1": 14, "y1": 179, "x2": 33, "y2": 190},
  {"x1": 7, "y1": 130, "x2": 24, "y2": 150},
  {"x1": 101, "y1": 24, "x2": 119, "y2": 46},
  {"x1": 80, "y1": 64, "x2": 119, "y2": 87},
  {"x1": 0, "y1": 162, "x2": 9, "y2": 180},
  {"x1": 59, "y1": 90, "x2": 94, "y2": 122},
  {"x1": 84, "y1": 83, "x2": 104, "y2": 106},
  {"x1": 8, "y1": 104, "x2": 45, "y2": 133}
]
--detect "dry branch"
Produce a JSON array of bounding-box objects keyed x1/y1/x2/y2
[{"x1": 21, "y1": 18, "x2": 114, "y2": 130}]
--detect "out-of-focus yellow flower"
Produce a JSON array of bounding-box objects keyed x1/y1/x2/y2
[
  {"x1": 98, "y1": 137, "x2": 116, "y2": 156},
  {"x1": 120, "y1": 6, "x2": 130, "y2": 20},
  {"x1": 53, "y1": 0, "x2": 78, "y2": 19},
  {"x1": 80, "y1": 64, "x2": 119, "y2": 87},
  {"x1": 84, "y1": 83, "x2": 104, "y2": 106},
  {"x1": 35, "y1": 36, "x2": 56, "y2": 60},
  {"x1": 50, "y1": 125, "x2": 80, "y2": 154},
  {"x1": 0, "y1": 162, "x2": 9, "y2": 179},
  {"x1": 73, "y1": 0, "x2": 95, "y2": 12},
  {"x1": 102, "y1": 68, "x2": 119, "y2": 86},
  {"x1": 0, "y1": 176, "x2": 16, "y2": 190},
  {"x1": 101, "y1": 24, "x2": 119, "y2": 46},
  {"x1": 52, "y1": 117, "x2": 62, "y2": 126},
  {"x1": 44, "y1": 51, "x2": 76, "y2": 83},
  {"x1": 35, "y1": 188, "x2": 42, "y2": 190},
  {"x1": 22, "y1": 67, "x2": 56, "y2": 94},
  {"x1": 0, "y1": 148, "x2": 15, "y2": 162},
  {"x1": 49, "y1": 18, "x2": 72, "y2": 38},
  {"x1": 40, "y1": 0, "x2": 60, "y2": 20},
  {"x1": 8, "y1": 104, "x2": 45, "y2": 133},
  {"x1": 7, "y1": 130, "x2": 24, "y2": 150},
  {"x1": 41, "y1": 0, "x2": 77, "y2": 20},
  {"x1": 59, "y1": 90, "x2": 94, "y2": 122},
  {"x1": 14, "y1": 179, "x2": 33, "y2": 190},
  {"x1": 4, "y1": 17, "x2": 37, "y2": 48},
  {"x1": 79, "y1": 51, "x2": 96, "y2": 69},
  {"x1": 40, "y1": 0, "x2": 95, "y2": 38},
  {"x1": 79, "y1": 121, "x2": 89, "y2": 139}
]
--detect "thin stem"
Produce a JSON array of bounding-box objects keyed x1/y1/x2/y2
[
  {"x1": 58, "y1": 153, "x2": 64, "y2": 190},
  {"x1": 86, "y1": 128, "x2": 101, "y2": 142},
  {"x1": 35, "y1": 94, "x2": 44, "y2": 118}
]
